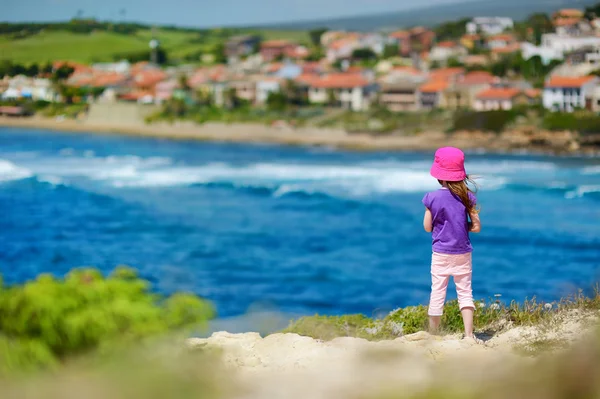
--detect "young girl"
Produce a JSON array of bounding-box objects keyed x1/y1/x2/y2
[{"x1": 422, "y1": 147, "x2": 482, "y2": 342}]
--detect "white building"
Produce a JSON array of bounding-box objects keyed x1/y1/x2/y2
[
  {"x1": 543, "y1": 75, "x2": 598, "y2": 112},
  {"x1": 255, "y1": 78, "x2": 282, "y2": 105},
  {"x1": 3, "y1": 76, "x2": 56, "y2": 101},
  {"x1": 521, "y1": 42, "x2": 564, "y2": 65},
  {"x1": 541, "y1": 33, "x2": 600, "y2": 55},
  {"x1": 466, "y1": 17, "x2": 514, "y2": 35},
  {"x1": 307, "y1": 73, "x2": 377, "y2": 111},
  {"x1": 429, "y1": 42, "x2": 468, "y2": 64}
]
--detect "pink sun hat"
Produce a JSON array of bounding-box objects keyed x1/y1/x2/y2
[{"x1": 430, "y1": 147, "x2": 467, "y2": 182}]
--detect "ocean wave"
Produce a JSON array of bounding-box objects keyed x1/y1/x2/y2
[
  {"x1": 582, "y1": 165, "x2": 600, "y2": 175},
  {"x1": 0, "y1": 159, "x2": 33, "y2": 183},
  {"x1": 565, "y1": 185, "x2": 600, "y2": 199}
]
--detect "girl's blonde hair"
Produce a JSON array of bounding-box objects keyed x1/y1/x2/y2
[{"x1": 440, "y1": 176, "x2": 479, "y2": 215}]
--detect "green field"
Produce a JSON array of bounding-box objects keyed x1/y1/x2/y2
[{"x1": 0, "y1": 28, "x2": 310, "y2": 64}]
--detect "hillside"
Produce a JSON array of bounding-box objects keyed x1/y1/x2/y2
[
  {"x1": 0, "y1": 28, "x2": 309, "y2": 64},
  {"x1": 260, "y1": 0, "x2": 596, "y2": 30}
]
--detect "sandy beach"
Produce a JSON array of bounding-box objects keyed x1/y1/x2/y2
[
  {"x1": 187, "y1": 309, "x2": 598, "y2": 399},
  {"x1": 0, "y1": 116, "x2": 589, "y2": 155}
]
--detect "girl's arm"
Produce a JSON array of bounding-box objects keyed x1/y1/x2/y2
[
  {"x1": 469, "y1": 211, "x2": 481, "y2": 233},
  {"x1": 423, "y1": 208, "x2": 433, "y2": 233}
]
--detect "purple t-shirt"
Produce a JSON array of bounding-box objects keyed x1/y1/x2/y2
[{"x1": 422, "y1": 188, "x2": 476, "y2": 254}]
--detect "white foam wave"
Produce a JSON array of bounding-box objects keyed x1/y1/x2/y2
[
  {"x1": 0, "y1": 159, "x2": 33, "y2": 182},
  {"x1": 565, "y1": 185, "x2": 600, "y2": 199},
  {"x1": 582, "y1": 165, "x2": 600, "y2": 175}
]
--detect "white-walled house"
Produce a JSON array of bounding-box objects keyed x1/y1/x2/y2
[
  {"x1": 3, "y1": 76, "x2": 56, "y2": 101},
  {"x1": 543, "y1": 75, "x2": 598, "y2": 112},
  {"x1": 541, "y1": 34, "x2": 600, "y2": 55},
  {"x1": 521, "y1": 42, "x2": 564, "y2": 65},
  {"x1": 474, "y1": 88, "x2": 528, "y2": 111},
  {"x1": 255, "y1": 78, "x2": 283, "y2": 105},
  {"x1": 308, "y1": 73, "x2": 377, "y2": 111},
  {"x1": 466, "y1": 17, "x2": 514, "y2": 35}
]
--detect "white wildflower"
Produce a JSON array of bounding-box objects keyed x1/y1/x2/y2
[
  {"x1": 477, "y1": 302, "x2": 486, "y2": 309},
  {"x1": 490, "y1": 303, "x2": 500, "y2": 310},
  {"x1": 544, "y1": 303, "x2": 553, "y2": 310}
]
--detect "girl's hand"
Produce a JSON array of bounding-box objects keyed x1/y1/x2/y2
[
  {"x1": 469, "y1": 211, "x2": 481, "y2": 233},
  {"x1": 423, "y1": 208, "x2": 433, "y2": 233}
]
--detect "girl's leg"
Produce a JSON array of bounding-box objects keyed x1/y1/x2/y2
[
  {"x1": 454, "y1": 253, "x2": 476, "y2": 338},
  {"x1": 460, "y1": 307, "x2": 475, "y2": 338},
  {"x1": 429, "y1": 253, "x2": 450, "y2": 333}
]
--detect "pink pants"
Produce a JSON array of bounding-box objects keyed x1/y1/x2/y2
[{"x1": 428, "y1": 252, "x2": 475, "y2": 316}]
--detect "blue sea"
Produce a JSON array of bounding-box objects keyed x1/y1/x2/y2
[{"x1": 1, "y1": 127, "x2": 599, "y2": 318}]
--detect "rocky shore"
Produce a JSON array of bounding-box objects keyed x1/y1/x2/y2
[{"x1": 0, "y1": 116, "x2": 596, "y2": 155}]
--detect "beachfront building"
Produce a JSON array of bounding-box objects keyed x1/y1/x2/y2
[
  {"x1": 225, "y1": 35, "x2": 261, "y2": 61},
  {"x1": 378, "y1": 70, "x2": 427, "y2": 111},
  {"x1": 3, "y1": 76, "x2": 57, "y2": 102},
  {"x1": 521, "y1": 42, "x2": 564, "y2": 65},
  {"x1": 541, "y1": 34, "x2": 600, "y2": 56},
  {"x1": 543, "y1": 75, "x2": 599, "y2": 112},
  {"x1": 417, "y1": 80, "x2": 449, "y2": 110},
  {"x1": 429, "y1": 41, "x2": 467, "y2": 65},
  {"x1": 466, "y1": 17, "x2": 514, "y2": 35},
  {"x1": 307, "y1": 73, "x2": 377, "y2": 111},
  {"x1": 260, "y1": 40, "x2": 300, "y2": 62},
  {"x1": 473, "y1": 88, "x2": 529, "y2": 110},
  {"x1": 255, "y1": 77, "x2": 283, "y2": 105}
]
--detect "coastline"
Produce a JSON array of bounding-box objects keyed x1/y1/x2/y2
[{"x1": 0, "y1": 116, "x2": 594, "y2": 155}]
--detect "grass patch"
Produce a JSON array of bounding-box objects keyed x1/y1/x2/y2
[{"x1": 283, "y1": 291, "x2": 600, "y2": 341}]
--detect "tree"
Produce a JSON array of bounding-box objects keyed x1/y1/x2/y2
[
  {"x1": 327, "y1": 89, "x2": 337, "y2": 106},
  {"x1": 178, "y1": 74, "x2": 190, "y2": 92},
  {"x1": 352, "y1": 48, "x2": 377, "y2": 60},
  {"x1": 447, "y1": 57, "x2": 464, "y2": 68},
  {"x1": 434, "y1": 18, "x2": 470, "y2": 41},
  {"x1": 25, "y1": 63, "x2": 39, "y2": 77},
  {"x1": 52, "y1": 65, "x2": 75, "y2": 81},
  {"x1": 266, "y1": 91, "x2": 288, "y2": 112},
  {"x1": 41, "y1": 62, "x2": 53, "y2": 75},
  {"x1": 211, "y1": 43, "x2": 227, "y2": 64},
  {"x1": 224, "y1": 87, "x2": 240, "y2": 110},
  {"x1": 383, "y1": 43, "x2": 399, "y2": 59},
  {"x1": 309, "y1": 28, "x2": 328, "y2": 47}
]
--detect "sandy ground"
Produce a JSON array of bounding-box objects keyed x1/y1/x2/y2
[
  {"x1": 0, "y1": 116, "x2": 586, "y2": 154},
  {"x1": 187, "y1": 310, "x2": 598, "y2": 399}
]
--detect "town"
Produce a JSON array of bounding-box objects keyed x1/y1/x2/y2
[{"x1": 2, "y1": 5, "x2": 600, "y2": 137}]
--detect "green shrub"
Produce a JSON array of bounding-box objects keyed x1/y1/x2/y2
[
  {"x1": 0, "y1": 266, "x2": 215, "y2": 373},
  {"x1": 542, "y1": 111, "x2": 600, "y2": 135},
  {"x1": 452, "y1": 110, "x2": 522, "y2": 133}
]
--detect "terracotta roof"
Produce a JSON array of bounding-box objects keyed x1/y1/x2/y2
[
  {"x1": 133, "y1": 69, "x2": 167, "y2": 88},
  {"x1": 436, "y1": 40, "x2": 457, "y2": 48},
  {"x1": 301, "y1": 62, "x2": 322, "y2": 74},
  {"x1": 285, "y1": 46, "x2": 309, "y2": 58},
  {"x1": 525, "y1": 88, "x2": 541, "y2": 98},
  {"x1": 555, "y1": 8, "x2": 584, "y2": 17},
  {"x1": 295, "y1": 73, "x2": 320, "y2": 85},
  {"x1": 463, "y1": 55, "x2": 489, "y2": 65},
  {"x1": 428, "y1": 67, "x2": 465, "y2": 81},
  {"x1": 476, "y1": 87, "x2": 521, "y2": 100},
  {"x1": 392, "y1": 66, "x2": 422, "y2": 75},
  {"x1": 266, "y1": 63, "x2": 284, "y2": 73},
  {"x1": 309, "y1": 73, "x2": 369, "y2": 89},
  {"x1": 261, "y1": 40, "x2": 293, "y2": 48},
  {"x1": 120, "y1": 90, "x2": 153, "y2": 101},
  {"x1": 461, "y1": 34, "x2": 481, "y2": 41},
  {"x1": 491, "y1": 43, "x2": 521, "y2": 54},
  {"x1": 459, "y1": 71, "x2": 498, "y2": 85},
  {"x1": 52, "y1": 61, "x2": 92, "y2": 74},
  {"x1": 91, "y1": 72, "x2": 128, "y2": 88},
  {"x1": 546, "y1": 75, "x2": 596, "y2": 88},
  {"x1": 389, "y1": 30, "x2": 410, "y2": 39},
  {"x1": 488, "y1": 34, "x2": 516, "y2": 42},
  {"x1": 419, "y1": 80, "x2": 449, "y2": 93}
]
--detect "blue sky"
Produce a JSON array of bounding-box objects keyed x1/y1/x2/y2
[{"x1": 4, "y1": 0, "x2": 478, "y2": 27}]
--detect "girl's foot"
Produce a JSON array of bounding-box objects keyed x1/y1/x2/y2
[{"x1": 463, "y1": 335, "x2": 484, "y2": 345}]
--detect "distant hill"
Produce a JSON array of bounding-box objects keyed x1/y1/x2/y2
[{"x1": 257, "y1": 0, "x2": 597, "y2": 31}]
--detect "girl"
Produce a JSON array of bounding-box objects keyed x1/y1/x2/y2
[{"x1": 422, "y1": 147, "x2": 482, "y2": 343}]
